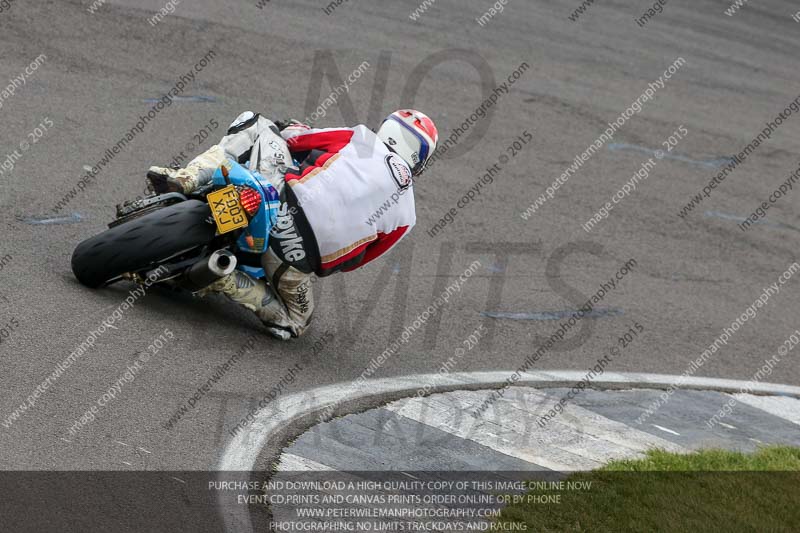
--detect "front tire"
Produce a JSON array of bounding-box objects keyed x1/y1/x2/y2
[{"x1": 72, "y1": 200, "x2": 216, "y2": 288}]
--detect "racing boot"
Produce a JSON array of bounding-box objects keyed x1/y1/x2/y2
[
  {"x1": 147, "y1": 111, "x2": 292, "y2": 196},
  {"x1": 199, "y1": 270, "x2": 297, "y2": 341},
  {"x1": 147, "y1": 145, "x2": 227, "y2": 195}
]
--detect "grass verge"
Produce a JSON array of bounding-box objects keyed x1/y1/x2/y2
[{"x1": 496, "y1": 446, "x2": 800, "y2": 532}]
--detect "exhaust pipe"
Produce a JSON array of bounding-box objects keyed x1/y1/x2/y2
[{"x1": 186, "y1": 250, "x2": 238, "y2": 290}]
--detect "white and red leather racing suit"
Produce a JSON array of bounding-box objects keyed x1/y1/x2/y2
[{"x1": 274, "y1": 123, "x2": 416, "y2": 277}]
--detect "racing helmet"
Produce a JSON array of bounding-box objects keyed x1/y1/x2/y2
[{"x1": 377, "y1": 110, "x2": 439, "y2": 176}]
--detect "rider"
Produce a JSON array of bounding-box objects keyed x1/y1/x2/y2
[{"x1": 147, "y1": 110, "x2": 439, "y2": 340}]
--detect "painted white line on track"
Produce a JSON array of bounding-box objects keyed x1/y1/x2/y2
[
  {"x1": 276, "y1": 453, "x2": 336, "y2": 472},
  {"x1": 385, "y1": 388, "x2": 685, "y2": 471},
  {"x1": 733, "y1": 394, "x2": 800, "y2": 426},
  {"x1": 651, "y1": 424, "x2": 681, "y2": 436},
  {"x1": 217, "y1": 370, "x2": 800, "y2": 533}
]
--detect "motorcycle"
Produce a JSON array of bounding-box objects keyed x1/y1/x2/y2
[{"x1": 71, "y1": 161, "x2": 281, "y2": 291}]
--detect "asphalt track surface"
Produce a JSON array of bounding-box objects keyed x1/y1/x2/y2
[{"x1": 0, "y1": 0, "x2": 799, "y2": 479}]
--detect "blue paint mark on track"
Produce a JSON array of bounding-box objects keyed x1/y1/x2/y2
[
  {"x1": 704, "y1": 210, "x2": 800, "y2": 232},
  {"x1": 21, "y1": 212, "x2": 84, "y2": 225},
  {"x1": 608, "y1": 143, "x2": 733, "y2": 169},
  {"x1": 142, "y1": 96, "x2": 216, "y2": 103},
  {"x1": 481, "y1": 308, "x2": 623, "y2": 321}
]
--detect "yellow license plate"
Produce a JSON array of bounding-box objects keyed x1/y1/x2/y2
[{"x1": 207, "y1": 185, "x2": 248, "y2": 234}]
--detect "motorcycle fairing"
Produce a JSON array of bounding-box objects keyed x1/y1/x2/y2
[{"x1": 211, "y1": 160, "x2": 280, "y2": 255}]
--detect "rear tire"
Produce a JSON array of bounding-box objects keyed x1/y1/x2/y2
[{"x1": 72, "y1": 200, "x2": 216, "y2": 288}]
